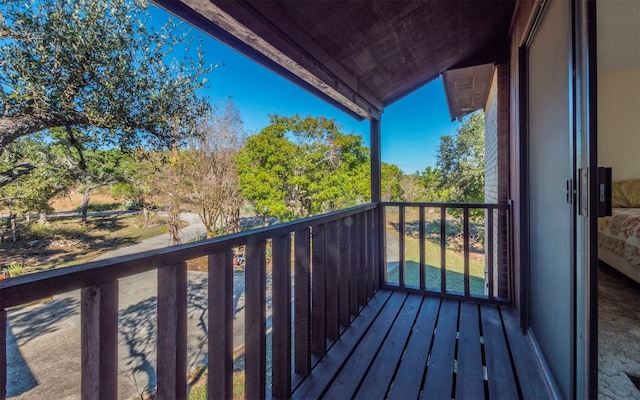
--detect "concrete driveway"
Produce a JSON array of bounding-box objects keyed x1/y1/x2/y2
[{"x1": 5, "y1": 212, "x2": 254, "y2": 399}]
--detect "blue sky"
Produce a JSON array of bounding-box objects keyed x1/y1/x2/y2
[{"x1": 152, "y1": 6, "x2": 461, "y2": 174}]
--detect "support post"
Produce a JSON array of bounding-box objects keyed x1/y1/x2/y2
[{"x1": 370, "y1": 117, "x2": 382, "y2": 203}]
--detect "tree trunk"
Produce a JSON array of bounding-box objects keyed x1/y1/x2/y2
[
  {"x1": 80, "y1": 185, "x2": 91, "y2": 223},
  {"x1": 38, "y1": 212, "x2": 47, "y2": 224},
  {"x1": 142, "y1": 207, "x2": 150, "y2": 227},
  {"x1": 168, "y1": 209, "x2": 181, "y2": 245}
]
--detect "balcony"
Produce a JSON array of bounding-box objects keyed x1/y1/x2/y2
[{"x1": 0, "y1": 202, "x2": 550, "y2": 399}]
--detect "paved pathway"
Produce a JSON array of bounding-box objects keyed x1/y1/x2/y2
[{"x1": 6, "y1": 212, "x2": 251, "y2": 399}]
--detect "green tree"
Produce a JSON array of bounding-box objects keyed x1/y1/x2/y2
[
  {"x1": 436, "y1": 112, "x2": 485, "y2": 203},
  {"x1": 417, "y1": 166, "x2": 450, "y2": 202},
  {"x1": 236, "y1": 114, "x2": 369, "y2": 222},
  {"x1": 0, "y1": 137, "x2": 74, "y2": 220},
  {"x1": 0, "y1": 0, "x2": 211, "y2": 149},
  {"x1": 381, "y1": 162, "x2": 404, "y2": 201}
]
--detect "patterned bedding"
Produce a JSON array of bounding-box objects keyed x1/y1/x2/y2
[{"x1": 599, "y1": 208, "x2": 640, "y2": 267}]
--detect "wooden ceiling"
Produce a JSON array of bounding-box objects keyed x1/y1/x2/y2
[{"x1": 154, "y1": 0, "x2": 516, "y2": 121}]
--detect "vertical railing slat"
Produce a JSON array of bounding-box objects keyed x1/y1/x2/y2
[
  {"x1": 440, "y1": 206, "x2": 447, "y2": 294},
  {"x1": 208, "y1": 250, "x2": 233, "y2": 400},
  {"x1": 338, "y1": 219, "x2": 351, "y2": 327},
  {"x1": 81, "y1": 286, "x2": 100, "y2": 398},
  {"x1": 398, "y1": 205, "x2": 405, "y2": 288},
  {"x1": 157, "y1": 262, "x2": 187, "y2": 399},
  {"x1": 358, "y1": 212, "x2": 367, "y2": 306},
  {"x1": 463, "y1": 207, "x2": 470, "y2": 296},
  {"x1": 367, "y1": 209, "x2": 375, "y2": 298},
  {"x1": 294, "y1": 229, "x2": 311, "y2": 375},
  {"x1": 419, "y1": 206, "x2": 426, "y2": 291},
  {"x1": 0, "y1": 309, "x2": 5, "y2": 400},
  {"x1": 245, "y1": 240, "x2": 267, "y2": 400},
  {"x1": 488, "y1": 207, "x2": 495, "y2": 300},
  {"x1": 311, "y1": 224, "x2": 327, "y2": 356},
  {"x1": 81, "y1": 280, "x2": 118, "y2": 400},
  {"x1": 325, "y1": 222, "x2": 340, "y2": 341},
  {"x1": 349, "y1": 217, "x2": 359, "y2": 316},
  {"x1": 272, "y1": 234, "x2": 292, "y2": 399},
  {"x1": 371, "y1": 208, "x2": 380, "y2": 291}
]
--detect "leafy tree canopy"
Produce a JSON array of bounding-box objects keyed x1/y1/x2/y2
[
  {"x1": 0, "y1": 0, "x2": 212, "y2": 149},
  {"x1": 435, "y1": 111, "x2": 485, "y2": 203},
  {"x1": 236, "y1": 114, "x2": 369, "y2": 221}
]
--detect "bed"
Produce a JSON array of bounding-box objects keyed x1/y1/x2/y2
[{"x1": 598, "y1": 179, "x2": 640, "y2": 283}]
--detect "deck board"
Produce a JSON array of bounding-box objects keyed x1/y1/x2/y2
[
  {"x1": 481, "y1": 305, "x2": 520, "y2": 399},
  {"x1": 386, "y1": 296, "x2": 440, "y2": 399},
  {"x1": 291, "y1": 290, "x2": 392, "y2": 399},
  {"x1": 421, "y1": 298, "x2": 459, "y2": 399},
  {"x1": 456, "y1": 301, "x2": 485, "y2": 399},
  {"x1": 322, "y1": 292, "x2": 407, "y2": 399},
  {"x1": 291, "y1": 290, "x2": 551, "y2": 400},
  {"x1": 355, "y1": 294, "x2": 422, "y2": 398}
]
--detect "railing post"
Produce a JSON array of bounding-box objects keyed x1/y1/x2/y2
[
  {"x1": 294, "y1": 228, "x2": 311, "y2": 375},
  {"x1": 157, "y1": 262, "x2": 187, "y2": 399},
  {"x1": 245, "y1": 240, "x2": 266, "y2": 400},
  {"x1": 272, "y1": 233, "x2": 292, "y2": 399},
  {"x1": 208, "y1": 250, "x2": 233, "y2": 400},
  {"x1": 1, "y1": 309, "x2": 6, "y2": 400},
  {"x1": 81, "y1": 280, "x2": 119, "y2": 400}
]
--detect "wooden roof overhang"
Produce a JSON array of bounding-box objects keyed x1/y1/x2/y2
[{"x1": 153, "y1": 0, "x2": 516, "y2": 121}]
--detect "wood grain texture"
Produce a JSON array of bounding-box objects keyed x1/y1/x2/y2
[
  {"x1": 157, "y1": 263, "x2": 187, "y2": 399},
  {"x1": 456, "y1": 302, "x2": 484, "y2": 399},
  {"x1": 355, "y1": 294, "x2": 421, "y2": 398},
  {"x1": 322, "y1": 292, "x2": 407, "y2": 399},
  {"x1": 292, "y1": 290, "x2": 393, "y2": 400},
  {"x1": 311, "y1": 224, "x2": 327, "y2": 357},
  {"x1": 0, "y1": 309, "x2": 5, "y2": 400},
  {"x1": 325, "y1": 221, "x2": 340, "y2": 341},
  {"x1": 294, "y1": 228, "x2": 311, "y2": 375},
  {"x1": 80, "y1": 281, "x2": 118, "y2": 400},
  {"x1": 421, "y1": 299, "x2": 459, "y2": 399},
  {"x1": 272, "y1": 234, "x2": 292, "y2": 399},
  {"x1": 80, "y1": 286, "x2": 100, "y2": 400},
  {"x1": 481, "y1": 305, "x2": 519, "y2": 399},
  {"x1": 387, "y1": 296, "x2": 440, "y2": 400},
  {"x1": 338, "y1": 220, "x2": 351, "y2": 327},
  {"x1": 0, "y1": 205, "x2": 376, "y2": 310},
  {"x1": 208, "y1": 251, "x2": 233, "y2": 400},
  {"x1": 501, "y1": 307, "x2": 551, "y2": 399},
  {"x1": 245, "y1": 240, "x2": 267, "y2": 400}
]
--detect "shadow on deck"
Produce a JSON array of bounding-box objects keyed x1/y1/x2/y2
[{"x1": 292, "y1": 290, "x2": 551, "y2": 399}]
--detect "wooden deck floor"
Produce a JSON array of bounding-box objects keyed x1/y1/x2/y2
[{"x1": 291, "y1": 290, "x2": 550, "y2": 399}]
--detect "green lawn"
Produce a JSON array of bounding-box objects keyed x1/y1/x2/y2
[{"x1": 385, "y1": 206, "x2": 487, "y2": 295}]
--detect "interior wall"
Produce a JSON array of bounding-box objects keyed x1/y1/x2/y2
[{"x1": 597, "y1": 67, "x2": 640, "y2": 182}]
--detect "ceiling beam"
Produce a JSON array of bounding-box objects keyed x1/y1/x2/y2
[{"x1": 153, "y1": 0, "x2": 383, "y2": 121}]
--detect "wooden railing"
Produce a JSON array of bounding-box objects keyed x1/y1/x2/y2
[
  {"x1": 0, "y1": 201, "x2": 512, "y2": 399},
  {"x1": 380, "y1": 202, "x2": 512, "y2": 304},
  {"x1": 0, "y1": 204, "x2": 380, "y2": 400}
]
